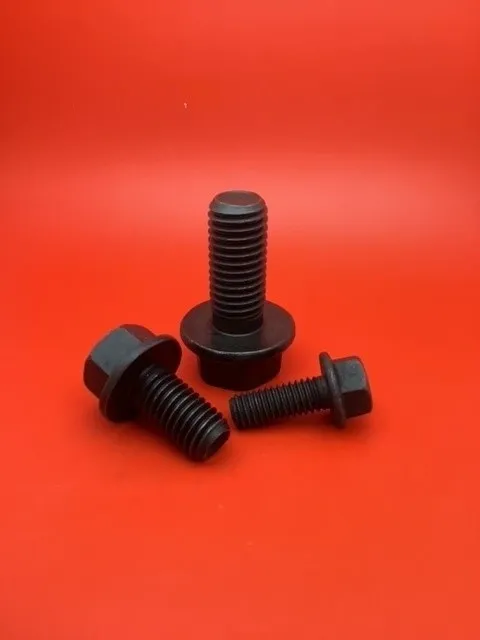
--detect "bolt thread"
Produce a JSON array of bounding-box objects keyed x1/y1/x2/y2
[
  {"x1": 209, "y1": 203, "x2": 267, "y2": 334},
  {"x1": 135, "y1": 365, "x2": 229, "y2": 461},
  {"x1": 230, "y1": 376, "x2": 329, "y2": 429}
]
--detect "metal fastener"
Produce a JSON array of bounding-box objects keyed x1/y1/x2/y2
[
  {"x1": 83, "y1": 324, "x2": 230, "y2": 461},
  {"x1": 230, "y1": 352, "x2": 372, "y2": 429},
  {"x1": 181, "y1": 191, "x2": 295, "y2": 391}
]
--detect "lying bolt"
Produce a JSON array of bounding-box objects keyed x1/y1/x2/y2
[
  {"x1": 229, "y1": 352, "x2": 372, "y2": 429},
  {"x1": 83, "y1": 324, "x2": 230, "y2": 461}
]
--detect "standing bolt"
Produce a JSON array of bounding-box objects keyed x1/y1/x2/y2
[
  {"x1": 181, "y1": 191, "x2": 295, "y2": 391},
  {"x1": 83, "y1": 324, "x2": 230, "y2": 462},
  {"x1": 230, "y1": 352, "x2": 372, "y2": 429}
]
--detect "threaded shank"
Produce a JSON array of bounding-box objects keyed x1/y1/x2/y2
[
  {"x1": 209, "y1": 191, "x2": 267, "y2": 334},
  {"x1": 230, "y1": 377, "x2": 329, "y2": 429},
  {"x1": 135, "y1": 365, "x2": 229, "y2": 461}
]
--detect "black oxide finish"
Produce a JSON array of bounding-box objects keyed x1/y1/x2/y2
[
  {"x1": 180, "y1": 191, "x2": 295, "y2": 391},
  {"x1": 230, "y1": 352, "x2": 372, "y2": 429},
  {"x1": 83, "y1": 324, "x2": 230, "y2": 461}
]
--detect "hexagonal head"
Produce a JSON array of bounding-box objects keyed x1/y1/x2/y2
[
  {"x1": 334, "y1": 356, "x2": 372, "y2": 418},
  {"x1": 83, "y1": 324, "x2": 157, "y2": 399}
]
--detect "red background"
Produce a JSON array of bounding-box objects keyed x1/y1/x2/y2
[{"x1": 1, "y1": 1, "x2": 479, "y2": 639}]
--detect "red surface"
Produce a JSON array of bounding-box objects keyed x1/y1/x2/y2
[{"x1": 1, "y1": 2, "x2": 479, "y2": 639}]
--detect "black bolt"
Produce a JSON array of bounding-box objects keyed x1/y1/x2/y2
[
  {"x1": 229, "y1": 352, "x2": 372, "y2": 429},
  {"x1": 180, "y1": 191, "x2": 295, "y2": 391},
  {"x1": 83, "y1": 324, "x2": 230, "y2": 461}
]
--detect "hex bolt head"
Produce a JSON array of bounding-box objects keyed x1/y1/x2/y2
[
  {"x1": 84, "y1": 324, "x2": 230, "y2": 461},
  {"x1": 229, "y1": 352, "x2": 373, "y2": 429},
  {"x1": 180, "y1": 191, "x2": 295, "y2": 391}
]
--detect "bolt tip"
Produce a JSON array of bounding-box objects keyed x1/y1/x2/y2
[
  {"x1": 192, "y1": 420, "x2": 230, "y2": 462},
  {"x1": 210, "y1": 191, "x2": 266, "y2": 215}
]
